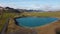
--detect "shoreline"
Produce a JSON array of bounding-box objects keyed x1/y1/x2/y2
[{"x1": 14, "y1": 17, "x2": 60, "y2": 29}]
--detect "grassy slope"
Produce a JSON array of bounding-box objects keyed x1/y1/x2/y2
[
  {"x1": 0, "y1": 13, "x2": 17, "y2": 32},
  {"x1": 22, "y1": 12, "x2": 60, "y2": 17},
  {"x1": 0, "y1": 19, "x2": 6, "y2": 32},
  {"x1": 0, "y1": 12, "x2": 60, "y2": 32}
]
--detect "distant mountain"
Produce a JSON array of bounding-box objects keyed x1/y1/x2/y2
[
  {"x1": 0, "y1": 6, "x2": 60, "y2": 13},
  {"x1": 0, "y1": 7, "x2": 20, "y2": 13},
  {"x1": 17, "y1": 9, "x2": 45, "y2": 12}
]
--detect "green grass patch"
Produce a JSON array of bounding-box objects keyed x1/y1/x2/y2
[
  {"x1": 0, "y1": 19, "x2": 7, "y2": 32},
  {"x1": 0, "y1": 13, "x2": 18, "y2": 32}
]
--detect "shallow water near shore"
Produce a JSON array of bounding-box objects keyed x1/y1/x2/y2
[{"x1": 15, "y1": 17, "x2": 58, "y2": 28}]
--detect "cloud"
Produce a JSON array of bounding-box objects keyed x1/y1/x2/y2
[{"x1": 0, "y1": 2, "x2": 60, "y2": 11}]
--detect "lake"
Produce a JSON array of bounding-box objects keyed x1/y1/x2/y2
[{"x1": 15, "y1": 17, "x2": 58, "y2": 28}]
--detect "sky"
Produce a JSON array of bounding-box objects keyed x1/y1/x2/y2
[{"x1": 0, "y1": 0, "x2": 60, "y2": 10}]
